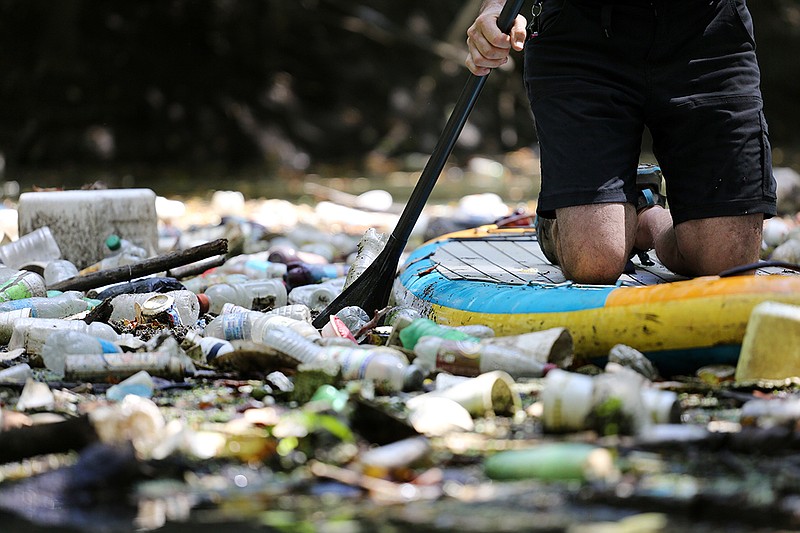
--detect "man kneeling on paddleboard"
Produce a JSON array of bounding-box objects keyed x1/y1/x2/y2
[{"x1": 466, "y1": 0, "x2": 777, "y2": 284}]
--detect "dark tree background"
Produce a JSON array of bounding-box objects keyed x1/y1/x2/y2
[{"x1": 0, "y1": 0, "x2": 798, "y2": 185}]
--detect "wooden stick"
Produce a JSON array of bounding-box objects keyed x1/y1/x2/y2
[
  {"x1": 0, "y1": 414, "x2": 98, "y2": 464},
  {"x1": 166, "y1": 255, "x2": 227, "y2": 280},
  {"x1": 48, "y1": 239, "x2": 229, "y2": 292}
]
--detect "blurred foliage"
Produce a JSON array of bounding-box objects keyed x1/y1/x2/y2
[{"x1": 0, "y1": 0, "x2": 798, "y2": 177}]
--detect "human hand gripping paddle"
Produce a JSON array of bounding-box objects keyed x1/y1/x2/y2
[{"x1": 312, "y1": 0, "x2": 526, "y2": 329}]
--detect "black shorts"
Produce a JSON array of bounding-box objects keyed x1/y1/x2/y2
[{"x1": 524, "y1": 0, "x2": 777, "y2": 224}]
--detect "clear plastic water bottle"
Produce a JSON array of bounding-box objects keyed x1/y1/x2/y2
[
  {"x1": 203, "y1": 278, "x2": 287, "y2": 314},
  {"x1": 0, "y1": 290, "x2": 98, "y2": 318},
  {"x1": 0, "y1": 226, "x2": 62, "y2": 270},
  {"x1": 181, "y1": 273, "x2": 249, "y2": 294},
  {"x1": 203, "y1": 310, "x2": 261, "y2": 340},
  {"x1": 0, "y1": 270, "x2": 47, "y2": 303},
  {"x1": 413, "y1": 336, "x2": 557, "y2": 379},
  {"x1": 43, "y1": 259, "x2": 80, "y2": 286},
  {"x1": 0, "y1": 308, "x2": 32, "y2": 344},
  {"x1": 106, "y1": 370, "x2": 155, "y2": 401},
  {"x1": 9, "y1": 318, "x2": 120, "y2": 356},
  {"x1": 251, "y1": 314, "x2": 321, "y2": 342},
  {"x1": 40, "y1": 329, "x2": 123, "y2": 377},
  {"x1": 104, "y1": 234, "x2": 149, "y2": 260},
  {"x1": 287, "y1": 276, "x2": 345, "y2": 312},
  {"x1": 109, "y1": 289, "x2": 205, "y2": 325},
  {"x1": 214, "y1": 253, "x2": 288, "y2": 279}
]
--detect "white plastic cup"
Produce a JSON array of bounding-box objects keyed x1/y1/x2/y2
[{"x1": 540, "y1": 369, "x2": 596, "y2": 433}]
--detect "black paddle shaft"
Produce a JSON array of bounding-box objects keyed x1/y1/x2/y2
[{"x1": 312, "y1": 0, "x2": 526, "y2": 329}]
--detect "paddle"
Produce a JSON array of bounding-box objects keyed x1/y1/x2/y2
[{"x1": 312, "y1": 0, "x2": 526, "y2": 329}]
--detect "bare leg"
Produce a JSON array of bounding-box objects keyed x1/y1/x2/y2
[
  {"x1": 554, "y1": 203, "x2": 637, "y2": 284},
  {"x1": 637, "y1": 207, "x2": 763, "y2": 276}
]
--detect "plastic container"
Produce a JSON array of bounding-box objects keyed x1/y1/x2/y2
[
  {"x1": 17, "y1": 188, "x2": 158, "y2": 269},
  {"x1": 736, "y1": 301, "x2": 800, "y2": 382},
  {"x1": 397, "y1": 318, "x2": 479, "y2": 350},
  {"x1": 481, "y1": 327, "x2": 574, "y2": 368},
  {"x1": 267, "y1": 244, "x2": 329, "y2": 265},
  {"x1": 203, "y1": 278, "x2": 288, "y2": 314},
  {"x1": 109, "y1": 290, "x2": 203, "y2": 325},
  {"x1": 8, "y1": 318, "x2": 120, "y2": 356},
  {"x1": 0, "y1": 226, "x2": 62, "y2": 270},
  {"x1": 413, "y1": 336, "x2": 557, "y2": 379},
  {"x1": 43, "y1": 259, "x2": 80, "y2": 287},
  {"x1": 180, "y1": 273, "x2": 248, "y2": 294},
  {"x1": 203, "y1": 311, "x2": 261, "y2": 340},
  {"x1": 0, "y1": 270, "x2": 47, "y2": 303},
  {"x1": 343, "y1": 228, "x2": 387, "y2": 290},
  {"x1": 0, "y1": 363, "x2": 34, "y2": 383},
  {"x1": 214, "y1": 254, "x2": 288, "y2": 279},
  {"x1": 40, "y1": 329, "x2": 123, "y2": 376},
  {"x1": 0, "y1": 290, "x2": 97, "y2": 318}
]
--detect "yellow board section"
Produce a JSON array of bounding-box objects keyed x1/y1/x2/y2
[{"x1": 429, "y1": 289, "x2": 800, "y2": 359}]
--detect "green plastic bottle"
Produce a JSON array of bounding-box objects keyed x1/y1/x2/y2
[{"x1": 397, "y1": 317, "x2": 479, "y2": 350}]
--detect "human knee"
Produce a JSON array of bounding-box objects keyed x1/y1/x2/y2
[
  {"x1": 674, "y1": 215, "x2": 763, "y2": 276},
  {"x1": 560, "y1": 248, "x2": 628, "y2": 285}
]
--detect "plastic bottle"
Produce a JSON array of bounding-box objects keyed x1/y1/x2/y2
[
  {"x1": 251, "y1": 314, "x2": 321, "y2": 342},
  {"x1": 79, "y1": 252, "x2": 145, "y2": 275},
  {"x1": 63, "y1": 352, "x2": 193, "y2": 381},
  {"x1": 0, "y1": 290, "x2": 98, "y2": 318},
  {"x1": 40, "y1": 329, "x2": 123, "y2": 376},
  {"x1": 343, "y1": 228, "x2": 387, "y2": 290},
  {"x1": 284, "y1": 262, "x2": 350, "y2": 289},
  {"x1": 267, "y1": 244, "x2": 328, "y2": 265},
  {"x1": 181, "y1": 330, "x2": 235, "y2": 364},
  {"x1": 109, "y1": 290, "x2": 205, "y2": 325},
  {"x1": 104, "y1": 234, "x2": 149, "y2": 260},
  {"x1": 214, "y1": 254, "x2": 288, "y2": 279},
  {"x1": 0, "y1": 308, "x2": 32, "y2": 344},
  {"x1": 9, "y1": 318, "x2": 120, "y2": 356},
  {"x1": 263, "y1": 327, "x2": 420, "y2": 392},
  {"x1": 92, "y1": 277, "x2": 186, "y2": 301},
  {"x1": 181, "y1": 273, "x2": 249, "y2": 294},
  {"x1": 203, "y1": 310, "x2": 261, "y2": 340},
  {"x1": 413, "y1": 336, "x2": 557, "y2": 379},
  {"x1": 43, "y1": 259, "x2": 80, "y2": 286},
  {"x1": 0, "y1": 363, "x2": 34, "y2": 383},
  {"x1": 0, "y1": 270, "x2": 47, "y2": 303},
  {"x1": 0, "y1": 226, "x2": 62, "y2": 270},
  {"x1": 203, "y1": 278, "x2": 287, "y2": 314},
  {"x1": 287, "y1": 277, "x2": 345, "y2": 311},
  {"x1": 397, "y1": 318, "x2": 479, "y2": 350}
]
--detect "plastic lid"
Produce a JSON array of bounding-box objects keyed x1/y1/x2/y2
[
  {"x1": 196, "y1": 293, "x2": 210, "y2": 315},
  {"x1": 105, "y1": 234, "x2": 122, "y2": 251}
]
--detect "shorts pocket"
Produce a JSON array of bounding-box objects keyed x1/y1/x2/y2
[
  {"x1": 760, "y1": 111, "x2": 776, "y2": 199},
  {"x1": 536, "y1": 0, "x2": 569, "y2": 37}
]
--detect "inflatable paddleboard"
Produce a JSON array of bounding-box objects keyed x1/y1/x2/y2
[{"x1": 391, "y1": 223, "x2": 800, "y2": 376}]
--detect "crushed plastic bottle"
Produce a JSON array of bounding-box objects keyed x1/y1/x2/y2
[
  {"x1": 0, "y1": 226, "x2": 61, "y2": 270},
  {"x1": 181, "y1": 329, "x2": 235, "y2": 364},
  {"x1": 0, "y1": 290, "x2": 99, "y2": 318},
  {"x1": 286, "y1": 277, "x2": 346, "y2": 312},
  {"x1": 106, "y1": 370, "x2": 155, "y2": 401},
  {"x1": 40, "y1": 329, "x2": 123, "y2": 376},
  {"x1": 43, "y1": 259, "x2": 80, "y2": 286},
  {"x1": 0, "y1": 270, "x2": 47, "y2": 303}
]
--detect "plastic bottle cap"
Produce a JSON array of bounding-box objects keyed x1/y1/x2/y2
[
  {"x1": 105, "y1": 234, "x2": 122, "y2": 251},
  {"x1": 196, "y1": 293, "x2": 210, "y2": 315}
]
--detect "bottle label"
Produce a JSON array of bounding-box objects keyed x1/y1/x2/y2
[
  {"x1": 222, "y1": 314, "x2": 251, "y2": 340},
  {"x1": 435, "y1": 345, "x2": 481, "y2": 377},
  {"x1": 0, "y1": 277, "x2": 37, "y2": 303},
  {"x1": 335, "y1": 348, "x2": 373, "y2": 381}
]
